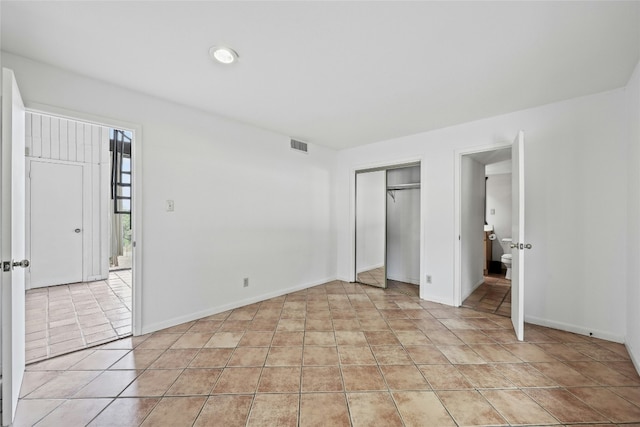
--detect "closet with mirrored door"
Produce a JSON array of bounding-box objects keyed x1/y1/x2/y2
[{"x1": 355, "y1": 163, "x2": 420, "y2": 296}]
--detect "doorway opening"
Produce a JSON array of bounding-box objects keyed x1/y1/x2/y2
[
  {"x1": 109, "y1": 128, "x2": 132, "y2": 272},
  {"x1": 354, "y1": 162, "x2": 421, "y2": 297},
  {"x1": 457, "y1": 145, "x2": 512, "y2": 317},
  {"x1": 23, "y1": 113, "x2": 136, "y2": 363}
]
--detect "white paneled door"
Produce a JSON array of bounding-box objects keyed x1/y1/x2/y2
[
  {"x1": 1, "y1": 68, "x2": 27, "y2": 426},
  {"x1": 511, "y1": 130, "x2": 526, "y2": 341},
  {"x1": 29, "y1": 161, "x2": 83, "y2": 288}
]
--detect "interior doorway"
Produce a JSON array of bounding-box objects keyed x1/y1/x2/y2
[
  {"x1": 109, "y1": 129, "x2": 132, "y2": 271},
  {"x1": 457, "y1": 146, "x2": 513, "y2": 317},
  {"x1": 23, "y1": 113, "x2": 136, "y2": 363},
  {"x1": 354, "y1": 162, "x2": 421, "y2": 296}
]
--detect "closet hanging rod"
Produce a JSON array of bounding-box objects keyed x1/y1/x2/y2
[{"x1": 387, "y1": 183, "x2": 420, "y2": 191}]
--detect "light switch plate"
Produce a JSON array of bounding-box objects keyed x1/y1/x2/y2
[{"x1": 166, "y1": 200, "x2": 175, "y2": 212}]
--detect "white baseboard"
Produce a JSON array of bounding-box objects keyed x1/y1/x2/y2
[
  {"x1": 420, "y1": 292, "x2": 454, "y2": 307},
  {"x1": 386, "y1": 274, "x2": 419, "y2": 285},
  {"x1": 525, "y1": 315, "x2": 625, "y2": 343},
  {"x1": 626, "y1": 341, "x2": 640, "y2": 377},
  {"x1": 139, "y1": 276, "x2": 337, "y2": 335},
  {"x1": 461, "y1": 277, "x2": 485, "y2": 302}
]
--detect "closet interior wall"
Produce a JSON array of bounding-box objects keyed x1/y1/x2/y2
[{"x1": 386, "y1": 166, "x2": 421, "y2": 285}]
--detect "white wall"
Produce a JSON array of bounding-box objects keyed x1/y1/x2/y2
[
  {"x1": 337, "y1": 86, "x2": 628, "y2": 341},
  {"x1": 461, "y1": 156, "x2": 485, "y2": 298},
  {"x1": 626, "y1": 59, "x2": 640, "y2": 369},
  {"x1": 3, "y1": 50, "x2": 637, "y2": 351},
  {"x1": 356, "y1": 171, "x2": 385, "y2": 273},
  {"x1": 486, "y1": 173, "x2": 512, "y2": 261},
  {"x1": 2, "y1": 52, "x2": 337, "y2": 334}
]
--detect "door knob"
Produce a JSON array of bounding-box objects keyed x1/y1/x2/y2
[
  {"x1": 2, "y1": 259, "x2": 30, "y2": 271},
  {"x1": 13, "y1": 259, "x2": 30, "y2": 268},
  {"x1": 74, "y1": 228, "x2": 81, "y2": 233},
  {"x1": 510, "y1": 243, "x2": 518, "y2": 248},
  {"x1": 524, "y1": 243, "x2": 532, "y2": 249}
]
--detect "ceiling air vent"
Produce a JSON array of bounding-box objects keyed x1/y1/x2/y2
[{"x1": 290, "y1": 139, "x2": 308, "y2": 153}]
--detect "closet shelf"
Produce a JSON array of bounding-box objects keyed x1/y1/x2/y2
[{"x1": 387, "y1": 183, "x2": 420, "y2": 191}]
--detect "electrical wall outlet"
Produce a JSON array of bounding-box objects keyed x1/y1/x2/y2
[
  {"x1": 243, "y1": 277, "x2": 249, "y2": 287},
  {"x1": 426, "y1": 275, "x2": 432, "y2": 284}
]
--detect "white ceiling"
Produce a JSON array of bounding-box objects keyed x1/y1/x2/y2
[{"x1": 2, "y1": 1, "x2": 639, "y2": 150}]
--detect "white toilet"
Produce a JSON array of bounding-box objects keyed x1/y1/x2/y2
[{"x1": 500, "y1": 238, "x2": 512, "y2": 280}]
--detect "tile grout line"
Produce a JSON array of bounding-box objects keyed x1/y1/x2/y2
[{"x1": 16, "y1": 278, "x2": 640, "y2": 426}]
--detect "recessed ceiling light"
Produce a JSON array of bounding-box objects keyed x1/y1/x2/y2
[{"x1": 209, "y1": 46, "x2": 239, "y2": 64}]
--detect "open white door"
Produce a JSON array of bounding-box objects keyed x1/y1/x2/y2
[
  {"x1": 1, "y1": 68, "x2": 27, "y2": 425},
  {"x1": 511, "y1": 130, "x2": 527, "y2": 341}
]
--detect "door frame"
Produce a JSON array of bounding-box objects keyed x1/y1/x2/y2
[
  {"x1": 26, "y1": 103, "x2": 143, "y2": 336},
  {"x1": 349, "y1": 158, "x2": 423, "y2": 293},
  {"x1": 26, "y1": 158, "x2": 87, "y2": 289},
  {"x1": 453, "y1": 141, "x2": 512, "y2": 306}
]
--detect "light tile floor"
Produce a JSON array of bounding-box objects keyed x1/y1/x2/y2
[
  {"x1": 357, "y1": 267, "x2": 386, "y2": 288},
  {"x1": 462, "y1": 274, "x2": 511, "y2": 317},
  {"x1": 387, "y1": 279, "x2": 419, "y2": 298},
  {"x1": 25, "y1": 270, "x2": 132, "y2": 364},
  {"x1": 14, "y1": 279, "x2": 640, "y2": 426},
  {"x1": 358, "y1": 267, "x2": 420, "y2": 297}
]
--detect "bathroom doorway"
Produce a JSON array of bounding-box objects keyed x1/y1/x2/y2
[
  {"x1": 354, "y1": 163, "x2": 421, "y2": 295},
  {"x1": 457, "y1": 146, "x2": 513, "y2": 317}
]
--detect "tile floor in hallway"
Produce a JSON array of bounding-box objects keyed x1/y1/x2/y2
[
  {"x1": 14, "y1": 279, "x2": 640, "y2": 426},
  {"x1": 25, "y1": 270, "x2": 133, "y2": 364},
  {"x1": 462, "y1": 274, "x2": 512, "y2": 317}
]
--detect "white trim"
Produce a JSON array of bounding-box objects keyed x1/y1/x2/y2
[
  {"x1": 386, "y1": 275, "x2": 420, "y2": 286},
  {"x1": 525, "y1": 315, "x2": 625, "y2": 343},
  {"x1": 421, "y1": 293, "x2": 454, "y2": 307},
  {"x1": 23, "y1": 102, "x2": 144, "y2": 337},
  {"x1": 140, "y1": 276, "x2": 337, "y2": 335},
  {"x1": 25, "y1": 158, "x2": 89, "y2": 289},
  {"x1": 348, "y1": 169, "x2": 357, "y2": 282},
  {"x1": 461, "y1": 277, "x2": 485, "y2": 302},
  {"x1": 626, "y1": 341, "x2": 640, "y2": 377},
  {"x1": 453, "y1": 141, "x2": 512, "y2": 307}
]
